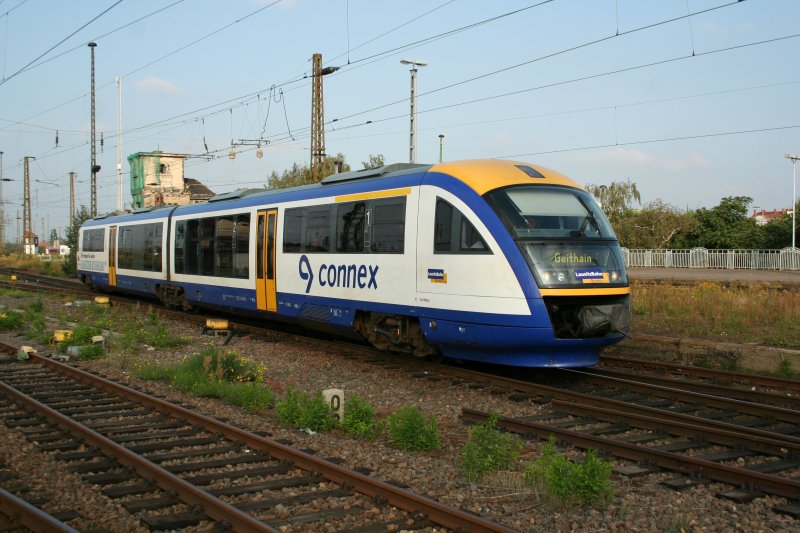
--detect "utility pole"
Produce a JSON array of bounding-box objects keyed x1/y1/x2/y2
[
  {"x1": 116, "y1": 75, "x2": 122, "y2": 212},
  {"x1": 23, "y1": 156, "x2": 32, "y2": 256},
  {"x1": 69, "y1": 172, "x2": 76, "y2": 223},
  {"x1": 89, "y1": 42, "x2": 99, "y2": 216},
  {"x1": 400, "y1": 58, "x2": 428, "y2": 163},
  {"x1": 310, "y1": 53, "x2": 339, "y2": 182},
  {"x1": 16, "y1": 211, "x2": 19, "y2": 258}
]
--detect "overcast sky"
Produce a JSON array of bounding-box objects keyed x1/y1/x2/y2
[{"x1": 1, "y1": 0, "x2": 798, "y2": 239}]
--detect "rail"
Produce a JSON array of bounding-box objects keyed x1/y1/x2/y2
[{"x1": 622, "y1": 247, "x2": 800, "y2": 271}]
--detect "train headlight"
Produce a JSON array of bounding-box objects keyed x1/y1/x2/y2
[
  {"x1": 542, "y1": 271, "x2": 551, "y2": 283},
  {"x1": 556, "y1": 272, "x2": 565, "y2": 282},
  {"x1": 611, "y1": 271, "x2": 619, "y2": 282}
]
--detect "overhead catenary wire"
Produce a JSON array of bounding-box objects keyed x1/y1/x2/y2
[{"x1": 0, "y1": 0, "x2": 125, "y2": 87}]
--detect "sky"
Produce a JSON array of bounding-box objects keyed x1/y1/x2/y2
[{"x1": 0, "y1": 0, "x2": 799, "y2": 241}]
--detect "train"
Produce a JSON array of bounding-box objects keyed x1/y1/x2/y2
[{"x1": 77, "y1": 159, "x2": 631, "y2": 367}]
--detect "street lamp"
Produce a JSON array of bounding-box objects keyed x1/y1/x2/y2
[
  {"x1": 438, "y1": 134, "x2": 445, "y2": 163},
  {"x1": 400, "y1": 58, "x2": 427, "y2": 163},
  {"x1": 786, "y1": 154, "x2": 799, "y2": 268}
]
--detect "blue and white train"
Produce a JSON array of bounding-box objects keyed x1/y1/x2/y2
[{"x1": 77, "y1": 159, "x2": 631, "y2": 367}]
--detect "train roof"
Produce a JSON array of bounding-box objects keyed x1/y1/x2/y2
[{"x1": 83, "y1": 159, "x2": 583, "y2": 226}]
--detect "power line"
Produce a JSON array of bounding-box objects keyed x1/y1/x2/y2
[
  {"x1": 496, "y1": 124, "x2": 800, "y2": 160},
  {"x1": 9, "y1": 0, "x2": 185, "y2": 79},
  {"x1": 0, "y1": 0, "x2": 125, "y2": 87}
]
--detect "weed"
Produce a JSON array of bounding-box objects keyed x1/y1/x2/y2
[
  {"x1": 182, "y1": 347, "x2": 265, "y2": 383},
  {"x1": 524, "y1": 436, "x2": 614, "y2": 507},
  {"x1": 77, "y1": 344, "x2": 105, "y2": 360},
  {"x1": 461, "y1": 413, "x2": 521, "y2": 482},
  {"x1": 0, "y1": 311, "x2": 22, "y2": 331},
  {"x1": 386, "y1": 406, "x2": 440, "y2": 452},
  {"x1": 342, "y1": 394, "x2": 380, "y2": 439},
  {"x1": 135, "y1": 362, "x2": 176, "y2": 381},
  {"x1": 276, "y1": 388, "x2": 336, "y2": 432},
  {"x1": 778, "y1": 358, "x2": 796, "y2": 378},
  {"x1": 168, "y1": 350, "x2": 274, "y2": 413},
  {"x1": 0, "y1": 288, "x2": 34, "y2": 298}
]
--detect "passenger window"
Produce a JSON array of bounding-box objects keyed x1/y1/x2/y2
[
  {"x1": 200, "y1": 218, "x2": 215, "y2": 276},
  {"x1": 186, "y1": 220, "x2": 200, "y2": 275},
  {"x1": 216, "y1": 217, "x2": 234, "y2": 277},
  {"x1": 337, "y1": 201, "x2": 365, "y2": 252},
  {"x1": 174, "y1": 222, "x2": 186, "y2": 274},
  {"x1": 283, "y1": 209, "x2": 302, "y2": 253},
  {"x1": 371, "y1": 199, "x2": 405, "y2": 253},
  {"x1": 234, "y1": 215, "x2": 250, "y2": 278},
  {"x1": 306, "y1": 207, "x2": 331, "y2": 252},
  {"x1": 434, "y1": 198, "x2": 491, "y2": 254}
]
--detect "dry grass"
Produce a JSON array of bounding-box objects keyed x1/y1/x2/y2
[{"x1": 632, "y1": 281, "x2": 800, "y2": 349}]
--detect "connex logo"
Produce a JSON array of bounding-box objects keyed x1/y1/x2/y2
[
  {"x1": 299, "y1": 255, "x2": 314, "y2": 293},
  {"x1": 298, "y1": 255, "x2": 379, "y2": 293}
]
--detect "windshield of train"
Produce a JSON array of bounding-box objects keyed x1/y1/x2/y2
[{"x1": 485, "y1": 185, "x2": 627, "y2": 288}]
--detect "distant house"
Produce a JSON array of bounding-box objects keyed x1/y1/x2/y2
[
  {"x1": 752, "y1": 208, "x2": 789, "y2": 226},
  {"x1": 23, "y1": 230, "x2": 38, "y2": 256},
  {"x1": 128, "y1": 151, "x2": 214, "y2": 208}
]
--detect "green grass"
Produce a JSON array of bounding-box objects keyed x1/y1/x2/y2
[
  {"x1": 461, "y1": 413, "x2": 522, "y2": 482},
  {"x1": 632, "y1": 281, "x2": 800, "y2": 349},
  {"x1": 386, "y1": 406, "x2": 440, "y2": 452},
  {"x1": 342, "y1": 394, "x2": 381, "y2": 439},
  {"x1": 524, "y1": 437, "x2": 614, "y2": 507},
  {"x1": 0, "y1": 311, "x2": 23, "y2": 331},
  {"x1": 0, "y1": 288, "x2": 35, "y2": 298},
  {"x1": 138, "y1": 348, "x2": 274, "y2": 413},
  {"x1": 275, "y1": 388, "x2": 336, "y2": 432}
]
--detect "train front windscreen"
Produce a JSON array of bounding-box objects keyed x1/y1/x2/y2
[{"x1": 485, "y1": 185, "x2": 628, "y2": 289}]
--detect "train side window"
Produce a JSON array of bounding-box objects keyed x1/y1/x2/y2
[
  {"x1": 337, "y1": 201, "x2": 365, "y2": 252},
  {"x1": 434, "y1": 200, "x2": 452, "y2": 252},
  {"x1": 200, "y1": 218, "x2": 216, "y2": 276},
  {"x1": 174, "y1": 221, "x2": 186, "y2": 274},
  {"x1": 186, "y1": 220, "x2": 200, "y2": 275},
  {"x1": 283, "y1": 208, "x2": 302, "y2": 252},
  {"x1": 141, "y1": 224, "x2": 154, "y2": 271},
  {"x1": 216, "y1": 217, "x2": 234, "y2": 277},
  {"x1": 82, "y1": 228, "x2": 105, "y2": 252},
  {"x1": 306, "y1": 207, "x2": 331, "y2": 252},
  {"x1": 118, "y1": 227, "x2": 133, "y2": 268},
  {"x1": 371, "y1": 198, "x2": 405, "y2": 253},
  {"x1": 434, "y1": 198, "x2": 491, "y2": 254},
  {"x1": 234, "y1": 214, "x2": 250, "y2": 278},
  {"x1": 153, "y1": 224, "x2": 163, "y2": 272}
]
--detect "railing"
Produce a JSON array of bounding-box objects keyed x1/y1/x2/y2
[{"x1": 622, "y1": 248, "x2": 800, "y2": 271}]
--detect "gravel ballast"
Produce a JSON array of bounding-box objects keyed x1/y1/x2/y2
[{"x1": 0, "y1": 293, "x2": 796, "y2": 532}]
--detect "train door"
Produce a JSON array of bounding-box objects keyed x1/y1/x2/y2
[
  {"x1": 108, "y1": 226, "x2": 117, "y2": 287},
  {"x1": 256, "y1": 209, "x2": 278, "y2": 312}
]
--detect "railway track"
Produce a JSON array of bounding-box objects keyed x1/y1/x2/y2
[
  {"x1": 2, "y1": 269, "x2": 799, "y2": 520},
  {"x1": 0, "y1": 343, "x2": 512, "y2": 532}
]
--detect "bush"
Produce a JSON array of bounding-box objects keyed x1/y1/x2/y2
[
  {"x1": 524, "y1": 436, "x2": 614, "y2": 506},
  {"x1": 342, "y1": 394, "x2": 380, "y2": 439},
  {"x1": 386, "y1": 406, "x2": 440, "y2": 452},
  {"x1": 77, "y1": 344, "x2": 105, "y2": 360},
  {"x1": 461, "y1": 413, "x2": 521, "y2": 482},
  {"x1": 0, "y1": 311, "x2": 23, "y2": 331},
  {"x1": 276, "y1": 388, "x2": 336, "y2": 432},
  {"x1": 168, "y1": 351, "x2": 274, "y2": 413}
]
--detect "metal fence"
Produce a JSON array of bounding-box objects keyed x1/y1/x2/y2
[{"x1": 622, "y1": 248, "x2": 800, "y2": 271}]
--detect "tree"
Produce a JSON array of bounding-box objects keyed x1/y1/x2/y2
[
  {"x1": 585, "y1": 179, "x2": 641, "y2": 224},
  {"x1": 362, "y1": 154, "x2": 385, "y2": 169},
  {"x1": 681, "y1": 196, "x2": 759, "y2": 249},
  {"x1": 613, "y1": 200, "x2": 694, "y2": 249},
  {"x1": 62, "y1": 206, "x2": 92, "y2": 278},
  {"x1": 266, "y1": 153, "x2": 352, "y2": 190}
]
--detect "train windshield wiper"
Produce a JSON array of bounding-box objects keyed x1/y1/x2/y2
[{"x1": 574, "y1": 197, "x2": 600, "y2": 238}]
